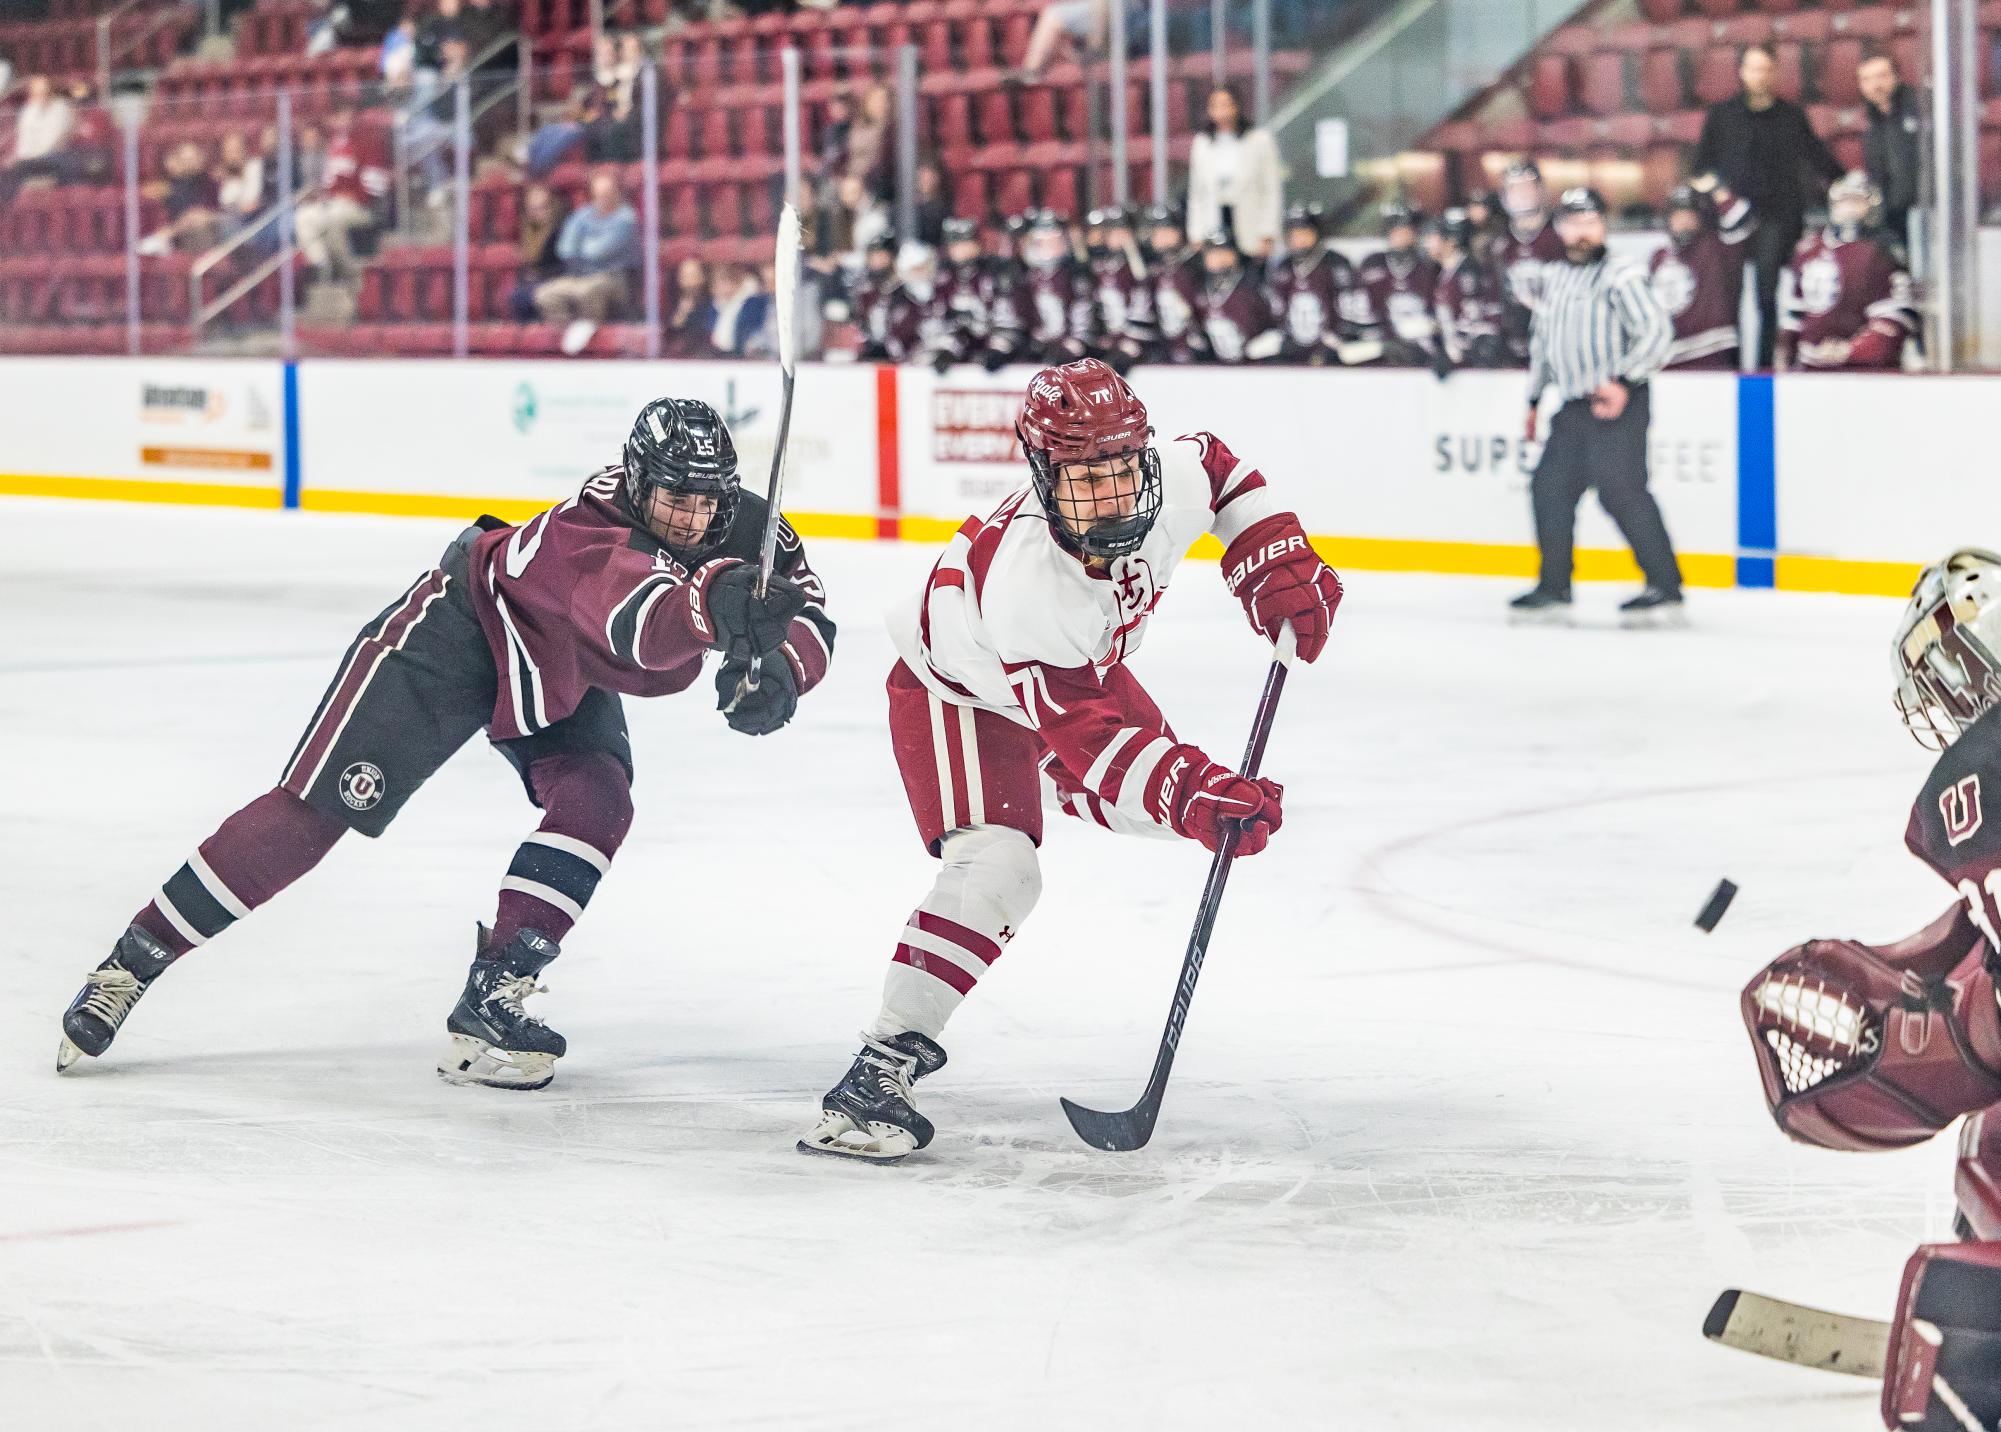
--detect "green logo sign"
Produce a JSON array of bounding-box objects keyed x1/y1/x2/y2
[{"x1": 511, "y1": 382, "x2": 538, "y2": 434}]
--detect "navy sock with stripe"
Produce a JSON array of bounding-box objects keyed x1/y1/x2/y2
[{"x1": 133, "y1": 788, "x2": 348, "y2": 958}]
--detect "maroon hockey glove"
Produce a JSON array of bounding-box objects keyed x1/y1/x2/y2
[
  {"x1": 1222, "y1": 513, "x2": 1342, "y2": 663},
  {"x1": 1742, "y1": 903, "x2": 2001, "y2": 1152},
  {"x1": 1168, "y1": 755, "x2": 1285, "y2": 856},
  {"x1": 1882, "y1": 1240, "x2": 2001, "y2": 1432}
]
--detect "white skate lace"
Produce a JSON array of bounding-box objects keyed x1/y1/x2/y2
[
  {"x1": 79, "y1": 967, "x2": 143, "y2": 1027},
  {"x1": 859, "y1": 1037, "x2": 918, "y2": 1101},
  {"x1": 489, "y1": 973, "x2": 549, "y2": 1025}
]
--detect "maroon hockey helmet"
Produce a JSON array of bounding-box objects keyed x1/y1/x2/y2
[{"x1": 1016, "y1": 358, "x2": 1163, "y2": 560}]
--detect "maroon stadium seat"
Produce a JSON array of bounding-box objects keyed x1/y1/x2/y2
[
  {"x1": 1640, "y1": 50, "x2": 1687, "y2": 111},
  {"x1": 1528, "y1": 55, "x2": 1575, "y2": 120},
  {"x1": 1821, "y1": 37, "x2": 1866, "y2": 104},
  {"x1": 1581, "y1": 53, "x2": 1627, "y2": 116}
]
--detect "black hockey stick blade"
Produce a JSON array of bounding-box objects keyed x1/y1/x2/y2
[
  {"x1": 1060, "y1": 630, "x2": 1296, "y2": 1152},
  {"x1": 1703, "y1": 1288, "x2": 1889, "y2": 1379},
  {"x1": 1060, "y1": 1092, "x2": 1159, "y2": 1152}
]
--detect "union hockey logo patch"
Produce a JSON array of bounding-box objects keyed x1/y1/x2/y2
[
  {"x1": 340, "y1": 762, "x2": 386, "y2": 812},
  {"x1": 1941, "y1": 773, "x2": 1984, "y2": 848}
]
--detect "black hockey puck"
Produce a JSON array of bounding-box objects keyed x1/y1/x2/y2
[{"x1": 1694, "y1": 879, "x2": 1738, "y2": 933}]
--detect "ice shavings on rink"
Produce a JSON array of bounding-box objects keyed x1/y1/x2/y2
[{"x1": 0, "y1": 498, "x2": 1964, "y2": 1430}]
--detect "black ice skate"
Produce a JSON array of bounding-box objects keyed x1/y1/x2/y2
[
  {"x1": 1507, "y1": 585, "x2": 1573, "y2": 623},
  {"x1": 57, "y1": 925, "x2": 178, "y2": 1073},
  {"x1": 1618, "y1": 586, "x2": 1687, "y2": 628},
  {"x1": 437, "y1": 926, "x2": 566, "y2": 1091},
  {"x1": 798, "y1": 1031, "x2": 947, "y2": 1163}
]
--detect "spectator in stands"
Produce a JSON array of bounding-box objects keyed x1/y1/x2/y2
[
  {"x1": 459, "y1": 0, "x2": 508, "y2": 62},
  {"x1": 407, "y1": 37, "x2": 471, "y2": 198},
  {"x1": 295, "y1": 123, "x2": 328, "y2": 192},
  {"x1": 1860, "y1": 51, "x2": 1922, "y2": 248},
  {"x1": 60, "y1": 80, "x2": 111, "y2": 187},
  {"x1": 584, "y1": 61, "x2": 640, "y2": 164},
  {"x1": 828, "y1": 172, "x2": 891, "y2": 260},
  {"x1": 1692, "y1": 42, "x2": 1842, "y2": 368},
  {"x1": 912, "y1": 160, "x2": 950, "y2": 248},
  {"x1": 1185, "y1": 85, "x2": 1281, "y2": 259},
  {"x1": 294, "y1": 106, "x2": 386, "y2": 284},
  {"x1": 535, "y1": 169, "x2": 638, "y2": 326},
  {"x1": 590, "y1": 34, "x2": 620, "y2": 93},
  {"x1": 381, "y1": 18, "x2": 419, "y2": 85},
  {"x1": 665, "y1": 256, "x2": 715, "y2": 357},
  {"x1": 708, "y1": 262, "x2": 771, "y2": 357},
  {"x1": 216, "y1": 132, "x2": 266, "y2": 240},
  {"x1": 305, "y1": 0, "x2": 352, "y2": 58},
  {"x1": 507, "y1": 182, "x2": 567, "y2": 320},
  {"x1": 844, "y1": 84, "x2": 893, "y2": 199},
  {"x1": 139, "y1": 141, "x2": 222, "y2": 256},
  {"x1": 2, "y1": 74, "x2": 72, "y2": 201},
  {"x1": 415, "y1": 0, "x2": 465, "y2": 74},
  {"x1": 613, "y1": 33, "x2": 645, "y2": 108}
]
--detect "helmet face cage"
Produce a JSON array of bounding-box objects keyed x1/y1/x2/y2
[
  {"x1": 622, "y1": 398, "x2": 742, "y2": 560},
  {"x1": 1892, "y1": 549, "x2": 2001, "y2": 750},
  {"x1": 1025, "y1": 440, "x2": 1165, "y2": 561}
]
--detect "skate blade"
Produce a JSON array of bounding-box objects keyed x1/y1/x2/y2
[
  {"x1": 1619, "y1": 606, "x2": 1690, "y2": 630},
  {"x1": 55, "y1": 1036, "x2": 87, "y2": 1074},
  {"x1": 1506, "y1": 607, "x2": 1575, "y2": 627},
  {"x1": 436, "y1": 1034, "x2": 555, "y2": 1091},
  {"x1": 797, "y1": 1111, "x2": 918, "y2": 1164}
]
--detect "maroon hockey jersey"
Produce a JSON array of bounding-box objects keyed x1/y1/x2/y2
[
  {"x1": 465, "y1": 469, "x2": 833, "y2": 740},
  {"x1": 1086, "y1": 248, "x2": 1154, "y2": 357},
  {"x1": 1781, "y1": 228, "x2": 1917, "y2": 370},
  {"x1": 1489, "y1": 221, "x2": 1564, "y2": 359},
  {"x1": 1017, "y1": 259, "x2": 1094, "y2": 363},
  {"x1": 1431, "y1": 256, "x2": 1506, "y2": 365},
  {"x1": 934, "y1": 256, "x2": 1016, "y2": 366},
  {"x1": 1651, "y1": 200, "x2": 1753, "y2": 370},
  {"x1": 1352, "y1": 250, "x2": 1440, "y2": 359},
  {"x1": 1148, "y1": 249, "x2": 1205, "y2": 363},
  {"x1": 1265, "y1": 248, "x2": 1355, "y2": 362},
  {"x1": 1193, "y1": 267, "x2": 1281, "y2": 363}
]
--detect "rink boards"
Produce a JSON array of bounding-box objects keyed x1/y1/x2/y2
[{"x1": 0, "y1": 355, "x2": 1980, "y2": 595}]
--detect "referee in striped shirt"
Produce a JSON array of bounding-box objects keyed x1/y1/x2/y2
[{"x1": 1514, "y1": 187, "x2": 1684, "y2": 620}]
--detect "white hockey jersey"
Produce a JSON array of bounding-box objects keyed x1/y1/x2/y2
[{"x1": 889, "y1": 431, "x2": 1279, "y2": 834}]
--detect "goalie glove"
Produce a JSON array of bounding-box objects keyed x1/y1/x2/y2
[{"x1": 1222, "y1": 512, "x2": 1343, "y2": 663}]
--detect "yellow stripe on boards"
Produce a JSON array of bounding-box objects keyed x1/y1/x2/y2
[
  {"x1": 0, "y1": 473, "x2": 283, "y2": 509},
  {"x1": 0, "y1": 474, "x2": 1933, "y2": 598},
  {"x1": 1773, "y1": 556, "x2": 1923, "y2": 598}
]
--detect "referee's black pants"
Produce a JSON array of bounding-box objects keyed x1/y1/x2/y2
[{"x1": 1530, "y1": 382, "x2": 1682, "y2": 595}]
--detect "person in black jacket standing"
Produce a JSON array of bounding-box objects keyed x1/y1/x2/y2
[
  {"x1": 1692, "y1": 44, "x2": 1843, "y2": 367},
  {"x1": 1860, "y1": 51, "x2": 1924, "y2": 249}
]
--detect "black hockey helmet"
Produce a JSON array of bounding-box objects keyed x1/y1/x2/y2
[
  {"x1": 1381, "y1": 202, "x2": 1423, "y2": 241},
  {"x1": 1500, "y1": 159, "x2": 1547, "y2": 220},
  {"x1": 867, "y1": 227, "x2": 900, "y2": 255},
  {"x1": 1141, "y1": 203, "x2": 1178, "y2": 230},
  {"x1": 1432, "y1": 206, "x2": 1475, "y2": 249},
  {"x1": 941, "y1": 215, "x2": 980, "y2": 247},
  {"x1": 622, "y1": 397, "x2": 741, "y2": 558},
  {"x1": 1554, "y1": 186, "x2": 1608, "y2": 218},
  {"x1": 1285, "y1": 201, "x2": 1326, "y2": 238}
]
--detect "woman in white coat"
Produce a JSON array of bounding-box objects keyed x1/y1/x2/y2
[{"x1": 1185, "y1": 86, "x2": 1283, "y2": 258}]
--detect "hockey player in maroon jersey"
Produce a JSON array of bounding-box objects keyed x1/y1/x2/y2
[
  {"x1": 1265, "y1": 202, "x2": 1356, "y2": 366},
  {"x1": 1017, "y1": 209, "x2": 1095, "y2": 366},
  {"x1": 861, "y1": 242, "x2": 949, "y2": 365},
  {"x1": 1650, "y1": 181, "x2": 1754, "y2": 370},
  {"x1": 799, "y1": 358, "x2": 1342, "y2": 1162},
  {"x1": 1082, "y1": 206, "x2": 1153, "y2": 374},
  {"x1": 57, "y1": 399, "x2": 835, "y2": 1090},
  {"x1": 1141, "y1": 204, "x2": 1205, "y2": 364},
  {"x1": 1193, "y1": 230, "x2": 1283, "y2": 364},
  {"x1": 1351, "y1": 203, "x2": 1440, "y2": 367},
  {"x1": 849, "y1": 231, "x2": 904, "y2": 361},
  {"x1": 1425, "y1": 207, "x2": 1507, "y2": 372},
  {"x1": 931, "y1": 216, "x2": 1016, "y2": 373},
  {"x1": 1779, "y1": 171, "x2": 1917, "y2": 372},
  {"x1": 1489, "y1": 160, "x2": 1566, "y2": 362},
  {"x1": 1740, "y1": 549, "x2": 2001, "y2": 1431}
]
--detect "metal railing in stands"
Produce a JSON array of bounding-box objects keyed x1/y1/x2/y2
[
  {"x1": 189, "y1": 94, "x2": 304, "y2": 340},
  {"x1": 389, "y1": 30, "x2": 525, "y2": 236},
  {"x1": 97, "y1": 0, "x2": 197, "y2": 95}
]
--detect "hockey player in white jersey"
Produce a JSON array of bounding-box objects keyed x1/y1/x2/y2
[{"x1": 800, "y1": 358, "x2": 1343, "y2": 1161}]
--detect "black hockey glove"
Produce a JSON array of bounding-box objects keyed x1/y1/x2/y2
[
  {"x1": 715, "y1": 654, "x2": 799, "y2": 736},
  {"x1": 931, "y1": 349, "x2": 954, "y2": 376},
  {"x1": 1428, "y1": 345, "x2": 1453, "y2": 382},
  {"x1": 704, "y1": 564, "x2": 809, "y2": 662},
  {"x1": 979, "y1": 345, "x2": 1008, "y2": 374}
]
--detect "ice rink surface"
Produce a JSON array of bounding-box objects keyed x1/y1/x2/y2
[{"x1": 0, "y1": 497, "x2": 1968, "y2": 1430}]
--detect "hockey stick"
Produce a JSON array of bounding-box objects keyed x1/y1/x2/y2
[
  {"x1": 733, "y1": 202, "x2": 801, "y2": 705},
  {"x1": 1702, "y1": 1288, "x2": 1890, "y2": 1379},
  {"x1": 1061, "y1": 625, "x2": 1299, "y2": 1152}
]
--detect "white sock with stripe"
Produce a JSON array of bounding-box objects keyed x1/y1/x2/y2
[{"x1": 875, "y1": 825, "x2": 1042, "y2": 1042}]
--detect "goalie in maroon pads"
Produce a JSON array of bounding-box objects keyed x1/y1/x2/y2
[
  {"x1": 1740, "y1": 547, "x2": 2001, "y2": 1429},
  {"x1": 800, "y1": 358, "x2": 1342, "y2": 1163},
  {"x1": 56, "y1": 397, "x2": 834, "y2": 1091}
]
